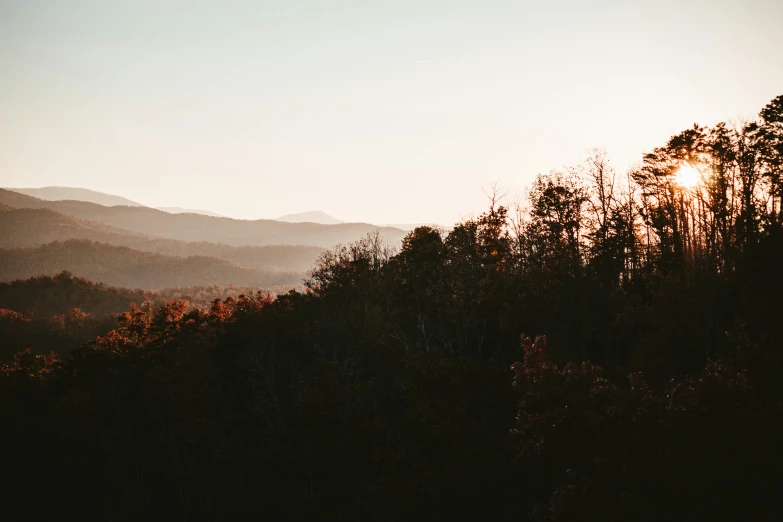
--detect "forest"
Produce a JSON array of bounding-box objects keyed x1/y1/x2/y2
[{"x1": 3, "y1": 94, "x2": 782, "y2": 521}]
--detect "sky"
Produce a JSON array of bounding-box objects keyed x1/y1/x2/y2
[{"x1": 1, "y1": 0, "x2": 782, "y2": 225}]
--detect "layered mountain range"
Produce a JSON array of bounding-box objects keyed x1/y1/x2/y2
[{"x1": 0, "y1": 187, "x2": 410, "y2": 291}]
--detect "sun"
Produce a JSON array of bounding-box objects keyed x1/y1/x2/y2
[{"x1": 674, "y1": 164, "x2": 700, "y2": 188}]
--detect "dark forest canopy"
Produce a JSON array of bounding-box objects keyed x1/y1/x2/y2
[{"x1": 3, "y1": 94, "x2": 782, "y2": 521}]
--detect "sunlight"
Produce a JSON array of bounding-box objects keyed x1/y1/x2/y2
[{"x1": 674, "y1": 163, "x2": 701, "y2": 189}]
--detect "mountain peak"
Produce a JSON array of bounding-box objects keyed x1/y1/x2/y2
[{"x1": 275, "y1": 210, "x2": 344, "y2": 225}]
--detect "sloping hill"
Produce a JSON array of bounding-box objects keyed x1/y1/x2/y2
[
  {"x1": 157, "y1": 206, "x2": 226, "y2": 217},
  {"x1": 0, "y1": 189, "x2": 53, "y2": 209},
  {"x1": 6, "y1": 186, "x2": 143, "y2": 207},
  {"x1": 0, "y1": 240, "x2": 305, "y2": 290},
  {"x1": 0, "y1": 207, "x2": 141, "y2": 247},
  {"x1": 0, "y1": 208, "x2": 324, "y2": 271},
  {"x1": 0, "y1": 189, "x2": 407, "y2": 248}
]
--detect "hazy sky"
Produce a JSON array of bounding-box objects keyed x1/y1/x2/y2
[{"x1": 2, "y1": 0, "x2": 782, "y2": 224}]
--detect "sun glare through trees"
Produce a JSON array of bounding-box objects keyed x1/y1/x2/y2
[
  {"x1": 674, "y1": 163, "x2": 701, "y2": 189},
  {"x1": 2, "y1": 1, "x2": 783, "y2": 520}
]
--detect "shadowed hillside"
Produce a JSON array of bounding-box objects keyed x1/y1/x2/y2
[
  {"x1": 0, "y1": 240, "x2": 305, "y2": 290},
  {"x1": 0, "y1": 207, "x2": 143, "y2": 247},
  {"x1": 0, "y1": 208, "x2": 325, "y2": 271},
  {"x1": 157, "y1": 206, "x2": 226, "y2": 217},
  {"x1": 0, "y1": 189, "x2": 407, "y2": 248}
]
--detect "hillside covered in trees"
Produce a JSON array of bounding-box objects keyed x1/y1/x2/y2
[
  {"x1": 3, "y1": 95, "x2": 782, "y2": 521},
  {"x1": 0, "y1": 272, "x2": 280, "y2": 362},
  {"x1": 0, "y1": 240, "x2": 305, "y2": 290}
]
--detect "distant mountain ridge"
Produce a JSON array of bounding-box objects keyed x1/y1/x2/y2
[
  {"x1": 275, "y1": 210, "x2": 344, "y2": 224},
  {"x1": 157, "y1": 206, "x2": 226, "y2": 218},
  {"x1": 0, "y1": 188, "x2": 408, "y2": 248},
  {"x1": 3, "y1": 187, "x2": 431, "y2": 235},
  {"x1": 276, "y1": 211, "x2": 442, "y2": 231},
  {"x1": 6, "y1": 186, "x2": 144, "y2": 207},
  {"x1": 0, "y1": 207, "x2": 325, "y2": 272},
  {"x1": 7, "y1": 187, "x2": 229, "y2": 218}
]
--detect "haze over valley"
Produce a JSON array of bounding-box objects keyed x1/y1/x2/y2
[{"x1": 0, "y1": 186, "x2": 412, "y2": 291}]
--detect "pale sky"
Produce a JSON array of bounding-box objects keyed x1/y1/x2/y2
[{"x1": 1, "y1": 0, "x2": 782, "y2": 224}]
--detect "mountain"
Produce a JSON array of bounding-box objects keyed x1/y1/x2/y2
[
  {"x1": 0, "y1": 207, "x2": 325, "y2": 272},
  {"x1": 0, "y1": 240, "x2": 305, "y2": 290},
  {"x1": 6, "y1": 186, "x2": 143, "y2": 207},
  {"x1": 0, "y1": 207, "x2": 142, "y2": 248},
  {"x1": 0, "y1": 189, "x2": 407, "y2": 248},
  {"x1": 8, "y1": 187, "x2": 226, "y2": 217},
  {"x1": 276, "y1": 210, "x2": 344, "y2": 224},
  {"x1": 157, "y1": 206, "x2": 226, "y2": 218}
]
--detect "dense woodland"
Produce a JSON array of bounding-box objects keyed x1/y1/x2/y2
[{"x1": 3, "y1": 95, "x2": 783, "y2": 521}]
